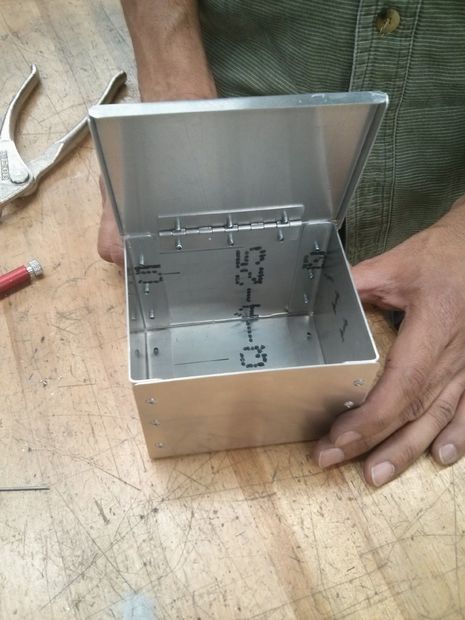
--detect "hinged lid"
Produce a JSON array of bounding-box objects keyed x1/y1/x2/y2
[{"x1": 89, "y1": 92, "x2": 387, "y2": 237}]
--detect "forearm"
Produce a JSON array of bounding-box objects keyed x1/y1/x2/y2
[{"x1": 121, "y1": 0, "x2": 217, "y2": 101}]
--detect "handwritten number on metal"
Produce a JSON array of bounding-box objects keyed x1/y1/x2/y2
[
  {"x1": 135, "y1": 264, "x2": 163, "y2": 285},
  {"x1": 240, "y1": 345, "x2": 268, "y2": 368},
  {"x1": 235, "y1": 246, "x2": 268, "y2": 368},
  {"x1": 235, "y1": 247, "x2": 266, "y2": 286}
]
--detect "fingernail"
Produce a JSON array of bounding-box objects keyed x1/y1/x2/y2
[
  {"x1": 318, "y1": 448, "x2": 345, "y2": 469},
  {"x1": 335, "y1": 431, "x2": 362, "y2": 448},
  {"x1": 438, "y1": 443, "x2": 458, "y2": 465},
  {"x1": 371, "y1": 461, "x2": 395, "y2": 487}
]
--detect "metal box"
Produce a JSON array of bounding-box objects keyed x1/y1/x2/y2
[{"x1": 89, "y1": 92, "x2": 388, "y2": 458}]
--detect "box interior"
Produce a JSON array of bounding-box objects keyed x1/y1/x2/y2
[{"x1": 126, "y1": 221, "x2": 376, "y2": 381}]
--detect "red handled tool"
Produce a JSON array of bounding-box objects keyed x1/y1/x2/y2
[{"x1": 0, "y1": 259, "x2": 43, "y2": 295}]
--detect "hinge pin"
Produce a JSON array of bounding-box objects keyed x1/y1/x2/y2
[
  {"x1": 158, "y1": 206, "x2": 305, "y2": 249},
  {"x1": 175, "y1": 217, "x2": 183, "y2": 250}
]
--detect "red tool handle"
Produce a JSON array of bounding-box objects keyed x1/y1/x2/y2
[
  {"x1": 0, "y1": 260, "x2": 43, "y2": 295},
  {"x1": 0, "y1": 266, "x2": 30, "y2": 294}
]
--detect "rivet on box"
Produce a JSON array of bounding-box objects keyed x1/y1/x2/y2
[
  {"x1": 150, "y1": 419, "x2": 160, "y2": 426},
  {"x1": 146, "y1": 397, "x2": 157, "y2": 405},
  {"x1": 156, "y1": 442, "x2": 164, "y2": 448},
  {"x1": 353, "y1": 378, "x2": 365, "y2": 386}
]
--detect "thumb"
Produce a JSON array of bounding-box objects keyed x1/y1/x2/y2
[{"x1": 351, "y1": 255, "x2": 404, "y2": 310}]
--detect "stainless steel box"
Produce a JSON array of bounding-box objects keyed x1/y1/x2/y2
[{"x1": 89, "y1": 92, "x2": 387, "y2": 458}]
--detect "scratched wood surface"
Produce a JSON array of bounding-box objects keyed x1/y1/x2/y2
[{"x1": 0, "y1": 1, "x2": 464, "y2": 619}]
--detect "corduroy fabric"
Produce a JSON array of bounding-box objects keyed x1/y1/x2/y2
[{"x1": 199, "y1": 1, "x2": 465, "y2": 263}]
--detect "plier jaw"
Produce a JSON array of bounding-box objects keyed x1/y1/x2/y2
[{"x1": 0, "y1": 64, "x2": 126, "y2": 212}]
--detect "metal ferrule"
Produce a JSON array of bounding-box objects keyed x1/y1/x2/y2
[{"x1": 26, "y1": 259, "x2": 43, "y2": 279}]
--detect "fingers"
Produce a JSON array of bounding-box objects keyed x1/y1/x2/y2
[
  {"x1": 97, "y1": 176, "x2": 123, "y2": 266},
  {"x1": 431, "y1": 387, "x2": 465, "y2": 467},
  {"x1": 313, "y1": 301, "x2": 465, "y2": 472},
  {"x1": 352, "y1": 254, "x2": 407, "y2": 309},
  {"x1": 363, "y1": 373, "x2": 465, "y2": 486},
  {"x1": 323, "y1": 308, "x2": 454, "y2": 457},
  {"x1": 329, "y1": 214, "x2": 465, "y2": 484}
]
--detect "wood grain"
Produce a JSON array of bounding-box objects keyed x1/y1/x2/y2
[{"x1": 0, "y1": 2, "x2": 464, "y2": 618}]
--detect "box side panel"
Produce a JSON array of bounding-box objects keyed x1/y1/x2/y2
[
  {"x1": 135, "y1": 363, "x2": 378, "y2": 458},
  {"x1": 314, "y1": 226, "x2": 377, "y2": 364}
]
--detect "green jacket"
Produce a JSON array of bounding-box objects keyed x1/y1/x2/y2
[{"x1": 199, "y1": 1, "x2": 465, "y2": 263}]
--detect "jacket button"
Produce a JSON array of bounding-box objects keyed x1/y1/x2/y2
[{"x1": 375, "y1": 8, "x2": 401, "y2": 34}]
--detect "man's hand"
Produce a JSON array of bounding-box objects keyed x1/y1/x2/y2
[{"x1": 313, "y1": 197, "x2": 465, "y2": 486}]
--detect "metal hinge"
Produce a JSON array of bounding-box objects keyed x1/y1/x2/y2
[{"x1": 158, "y1": 204, "x2": 304, "y2": 250}]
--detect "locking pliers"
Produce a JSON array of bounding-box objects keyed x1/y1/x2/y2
[{"x1": 0, "y1": 64, "x2": 126, "y2": 213}]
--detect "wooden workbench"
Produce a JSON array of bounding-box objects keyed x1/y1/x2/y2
[{"x1": 1, "y1": 2, "x2": 464, "y2": 618}]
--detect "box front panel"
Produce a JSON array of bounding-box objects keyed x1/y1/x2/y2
[{"x1": 134, "y1": 363, "x2": 379, "y2": 458}]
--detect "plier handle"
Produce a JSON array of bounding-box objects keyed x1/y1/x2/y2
[{"x1": 0, "y1": 65, "x2": 126, "y2": 212}]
